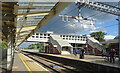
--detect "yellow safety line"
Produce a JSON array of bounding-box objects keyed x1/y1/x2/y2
[{"x1": 18, "y1": 53, "x2": 32, "y2": 73}]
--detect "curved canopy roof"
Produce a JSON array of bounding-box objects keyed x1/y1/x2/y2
[{"x1": 15, "y1": 1, "x2": 73, "y2": 47}]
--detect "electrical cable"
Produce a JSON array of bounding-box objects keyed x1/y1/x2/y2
[
  {"x1": 54, "y1": 2, "x2": 120, "y2": 33},
  {"x1": 44, "y1": 6, "x2": 78, "y2": 30},
  {"x1": 103, "y1": 23, "x2": 118, "y2": 28},
  {"x1": 44, "y1": 2, "x2": 120, "y2": 34}
]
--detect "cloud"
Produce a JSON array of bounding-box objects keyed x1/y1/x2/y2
[
  {"x1": 56, "y1": 18, "x2": 97, "y2": 34},
  {"x1": 97, "y1": 22, "x2": 104, "y2": 25},
  {"x1": 39, "y1": 2, "x2": 118, "y2": 35},
  {"x1": 90, "y1": 27, "x2": 106, "y2": 33},
  {"x1": 104, "y1": 35, "x2": 116, "y2": 40}
]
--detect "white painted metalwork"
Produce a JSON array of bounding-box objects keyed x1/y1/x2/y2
[
  {"x1": 27, "y1": 32, "x2": 87, "y2": 44},
  {"x1": 76, "y1": 0, "x2": 120, "y2": 16}
]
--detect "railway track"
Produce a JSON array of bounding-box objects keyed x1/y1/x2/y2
[
  {"x1": 21, "y1": 51, "x2": 120, "y2": 73},
  {"x1": 21, "y1": 52, "x2": 90, "y2": 73}
]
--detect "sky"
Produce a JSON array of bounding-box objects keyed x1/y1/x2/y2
[
  {"x1": 18, "y1": 1, "x2": 120, "y2": 48},
  {"x1": 38, "y1": 2, "x2": 119, "y2": 36}
]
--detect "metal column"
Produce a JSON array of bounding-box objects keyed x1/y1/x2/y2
[
  {"x1": 118, "y1": 1, "x2": 120, "y2": 64},
  {"x1": 7, "y1": 33, "x2": 13, "y2": 71}
]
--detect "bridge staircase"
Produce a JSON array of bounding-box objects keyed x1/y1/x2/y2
[
  {"x1": 87, "y1": 37, "x2": 106, "y2": 54},
  {"x1": 49, "y1": 34, "x2": 72, "y2": 55}
]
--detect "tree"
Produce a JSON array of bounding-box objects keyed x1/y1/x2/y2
[
  {"x1": 90, "y1": 31, "x2": 107, "y2": 42},
  {"x1": 28, "y1": 43, "x2": 45, "y2": 50},
  {"x1": 37, "y1": 43, "x2": 44, "y2": 50},
  {"x1": 0, "y1": 42, "x2": 8, "y2": 49},
  {"x1": 28, "y1": 44, "x2": 37, "y2": 49}
]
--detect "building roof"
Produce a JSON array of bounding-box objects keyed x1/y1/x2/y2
[
  {"x1": 114, "y1": 36, "x2": 119, "y2": 39},
  {"x1": 101, "y1": 39, "x2": 118, "y2": 44},
  {"x1": 50, "y1": 34, "x2": 72, "y2": 48},
  {"x1": 107, "y1": 39, "x2": 118, "y2": 43}
]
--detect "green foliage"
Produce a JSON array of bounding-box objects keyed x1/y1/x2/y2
[
  {"x1": 90, "y1": 31, "x2": 107, "y2": 42},
  {"x1": 0, "y1": 42, "x2": 8, "y2": 49},
  {"x1": 28, "y1": 43, "x2": 44, "y2": 50},
  {"x1": 39, "y1": 43, "x2": 44, "y2": 50},
  {"x1": 28, "y1": 44, "x2": 36, "y2": 49}
]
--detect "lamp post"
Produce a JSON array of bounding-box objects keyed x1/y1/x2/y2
[
  {"x1": 116, "y1": 18, "x2": 120, "y2": 64},
  {"x1": 116, "y1": 17, "x2": 120, "y2": 64},
  {"x1": 116, "y1": 1, "x2": 120, "y2": 64},
  {"x1": 118, "y1": 1, "x2": 120, "y2": 65}
]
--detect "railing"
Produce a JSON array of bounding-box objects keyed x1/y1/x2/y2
[
  {"x1": 87, "y1": 37, "x2": 106, "y2": 54},
  {"x1": 49, "y1": 36, "x2": 61, "y2": 53}
]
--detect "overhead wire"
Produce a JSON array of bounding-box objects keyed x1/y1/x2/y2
[
  {"x1": 43, "y1": 6, "x2": 78, "y2": 31},
  {"x1": 54, "y1": 12, "x2": 103, "y2": 33},
  {"x1": 103, "y1": 23, "x2": 118, "y2": 28},
  {"x1": 54, "y1": 2, "x2": 120, "y2": 33},
  {"x1": 43, "y1": 2, "x2": 120, "y2": 34},
  {"x1": 47, "y1": 7, "x2": 78, "y2": 31}
]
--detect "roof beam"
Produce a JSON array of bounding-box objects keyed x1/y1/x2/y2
[
  {"x1": 19, "y1": 33, "x2": 30, "y2": 36},
  {"x1": 16, "y1": 11, "x2": 50, "y2": 15},
  {"x1": 15, "y1": 30, "x2": 31, "y2": 34},
  {"x1": 16, "y1": 28, "x2": 35, "y2": 33},
  {"x1": 16, "y1": 25, "x2": 37, "y2": 28},
  {"x1": 19, "y1": 4, "x2": 55, "y2": 7},
  {"x1": 16, "y1": 35, "x2": 28, "y2": 39}
]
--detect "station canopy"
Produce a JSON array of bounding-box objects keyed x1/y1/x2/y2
[{"x1": 15, "y1": 0, "x2": 73, "y2": 47}]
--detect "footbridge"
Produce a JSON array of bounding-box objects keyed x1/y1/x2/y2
[
  {"x1": 26, "y1": 32, "x2": 106, "y2": 55},
  {"x1": 26, "y1": 32, "x2": 87, "y2": 44}
]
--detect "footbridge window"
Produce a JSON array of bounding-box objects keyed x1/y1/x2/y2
[
  {"x1": 36, "y1": 36, "x2": 39, "y2": 38},
  {"x1": 32, "y1": 36, "x2": 35, "y2": 38}
]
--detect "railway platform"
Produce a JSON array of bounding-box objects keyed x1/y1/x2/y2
[
  {"x1": 40, "y1": 53, "x2": 120, "y2": 67},
  {"x1": 12, "y1": 51, "x2": 120, "y2": 73},
  {"x1": 12, "y1": 51, "x2": 49, "y2": 73}
]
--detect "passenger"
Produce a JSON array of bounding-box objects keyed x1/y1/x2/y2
[
  {"x1": 105, "y1": 48, "x2": 110, "y2": 61},
  {"x1": 73, "y1": 48, "x2": 78, "y2": 56},
  {"x1": 79, "y1": 48, "x2": 85, "y2": 59},
  {"x1": 109, "y1": 48, "x2": 116, "y2": 63},
  {"x1": 81, "y1": 47, "x2": 85, "y2": 59},
  {"x1": 73, "y1": 48, "x2": 76, "y2": 56}
]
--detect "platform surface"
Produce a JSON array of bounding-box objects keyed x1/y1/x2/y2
[
  {"x1": 12, "y1": 51, "x2": 49, "y2": 73},
  {"x1": 12, "y1": 52, "x2": 28, "y2": 72}
]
